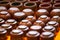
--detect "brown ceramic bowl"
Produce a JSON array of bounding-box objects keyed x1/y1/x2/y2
[
  {"x1": 36, "y1": 9, "x2": 49, "y2": 17},
  {"x1": 24, "y1": 2, "x2": 37, "y2": 11},
  {"x1": 39, "y1": 3, "x2": 52, "y2": 12},
  {"x1": 8, "y1": 7, "x2": 20, "y2": 16},
  {"x1": 50, "y1": 9, "x2": 60, "y2": 17},
  {"x1": 10, "y1": 2, "x2": 23, "y2": 11},
  {"x1": 0, "y1": 11, "x2": 11, "y2": 20},
  {"x1": 38, "y1": 15, "x2": 50, "y2": 23},
  {"x1": 23, "y1": 9, "x2": 34, "y2": 16},
  {"x1": 34, "y1": 20, "x2": 45, "y2": 27},
  {"x1": 19, "y1": 19, "x2": 32, "y2": 27},
  {"x1": 26, "y1": 31, "x2": 40, "y2": 40}
]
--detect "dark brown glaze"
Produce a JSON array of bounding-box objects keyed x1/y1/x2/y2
[
  {"x1": 36, "y1": 9, "x2": 49, "y2": 18},
  {"x1": 0, "y1": 18, "x2": 5, "y2": 25},
  {"x1": 39, "y1": 3, "x2": 52, "y2": 12},
  {"x1": 0, "y1": 1, "x2": 10, "y2": 9},
  {"x1": 0, "y1": 28, "x2": 7, "y2": 40},
  {"x1": 51, "y1": 16, "x2": 60, "y2": 23},
  {"x1": 0, "y1": 11, "x2": 11, "y2": 20},
  {"x1": 8, "y1": 7, "x2": 20, "y2": 16},
  {"x1": 53, "y1": 3, "x2": 60, "y2": 9},
  {"x1": 38, "y1": 15, "x2": 50, "y2": 23},
  {"x1": 28, "y1": 0, "x2": 40, "y2": 5},
  {"x1": 46, "y1": 21, "x2": 59, "y2": 27},
  {"x1": 42, "y1": 25, "x2": 56, "y2": 33},
  {"x1": 54, "y1": 0, "x2": 60, "y2": 4},
  {"x1": 1, "y1": 24, "x2": 12, "y2": 35},
  {"x1": 30, "y1": 25, "x2": 42, "y2": 33},
  {"x1": 19, "y1": 19, "x2": 32, "y2": 27},
  {"x1": 26, "y1": 15, "x2": 36, "y2": 23},
  {"x1": 5, "y1": 19, "x2": 17, "y2": 29},
  {"x1": 26, "y1": 31, "x2": 40, "y2": 40},
  {"x1": 16, "y1": 25, "x2": 29, "y2": 36},
  {"x1": 23, "y1": 9, "x2": 34, "y2": 16},
  {"x1": 40, "y1": 32, "x2": 55, "y2": 40},
  {"x1": 46, "y1": 21, "x2": 59, "y2": 32},
  {"x1": 50, "y1": 9, "x2": 60, "y2": 17},
  {"x1": 13, "y1": 12, "x2": 26, "y2": 21},
  {"x1": 0, "y1": 6, "x2": 7, "y2": 11},
  {"x1": 24, "y1": 2, "x2": 37, "y2": 11},
  {"x1": 10, "y1": 29, "x2": 23, "y2": 40},
  {"x1": 41, "y1": 0, "x2": 53, "y2": 4},
  {"x1": 10, "y1": 2, "x2": 23, "y2": 11},
  {"x1": 34, "y1": 20, "x2": 45, "y2": 27}
]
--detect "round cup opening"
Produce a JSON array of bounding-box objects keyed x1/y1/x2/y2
[
  {"x1": 0, "y1": 1, "x2": 8, "y2": 4},
  {"x1": 41, "y1": 4, "x2": 50, "y2": 7},
  {"x1": 55, "y1": 1, "x2": 60, "y2": 3},
  {"x1": 54, "y1": 4, "x2": 60, "y2": 7},
  {"x1": 26, "y1": 3, "x2": 35, "y2": 6},
  {"x1": 12, "y1": 2, "x2": 20, "y2": 6}
]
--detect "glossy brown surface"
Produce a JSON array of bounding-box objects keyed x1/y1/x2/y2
[
  {"x1": 10, "y1": 2, "x2": 23, "y2": 11},
  {"x1": 28, "y1": 0, "x2": 40, "y2": 5},
  {"x1": 16, "y1": 25, "x2": 29, "y2": 36},
  {"x1": 36, "y1": 9, "x2": 49, "y2": 17},
  {"x1": 0, "y1": 28, "x2": 7, "y2": 40},
  {"x1": 0, "y1": 11, "x2": 11, "y2": 20},
  {"x1": 13, "y1": 12, "x2": 26, "y2": 21},
  {"x1": 42, "y1": 25, "x2": 56, "y2": 33},
  {"x1": 19, "y1": 19, "x2": 32, "y2": 27},
  {"x1": 34, "y1": 20, "x2": 45, "y2": 27},
  {"x1": 0, "y1": 1, "x2": 10, "y2": 9},
  {"x1": 0, "y1": 6, "x2": 7, "y2": 11},
  {"x1": 26, "y1": 31, "x2": 40, "y2": 40},
  {"x1": 0, "y1": 18, "x2": 5, "y2": 25},
  {"x1": 10, "y1": 29, "x2": 23, "y2": 40},
  {"x1": 46, "y1": 21, "x2": 59, "y2": 27},
  {"x1": 1, "y1": 24, "x2": 12, "y2": 35},
  {"x1": 38, "y1": 15, "x2": 50, "y2": 23},
  {"x1": 23, "y1": 9, "x2": 34, "y2": 16},
  {"x1": 5, "y1": 19, "x2": 17, "y2": 29},
  {"x1": 54, "y1": 0, "x2": 60, "y2": 3},
  {"x1": 53, "y1": 3, "x2": 60, "y2": 9},
  {"x1": 26, "y1": 16, "x2": 36, "y2": 23},
  {"x1": 40, "y1": 32, "x2": 55, "y2": 40},
  {"x1": 46, "y1": 21, "x2": 59, "y2": 32},
  {"x1": 8, "y1": 7, "x2": 20, "y2": 16},
  {"x1": 30, "y1": 25, "x2": 42, "y2": 33},
  {"x1": 39, "y1": 3, "x2": 52, "y2": 12},
  {"x1": 51, "y1": 16, "x2": 60, "y2": 23},
  {"x1": 24, "y1": 2, "x2": 37, "y2": 11},
  {"x1": 0, "y1": 0, "x2": 60, "y2": 40},
  {"x1": 50, "y1": 9, "x2": 60, "y2": 17}
]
